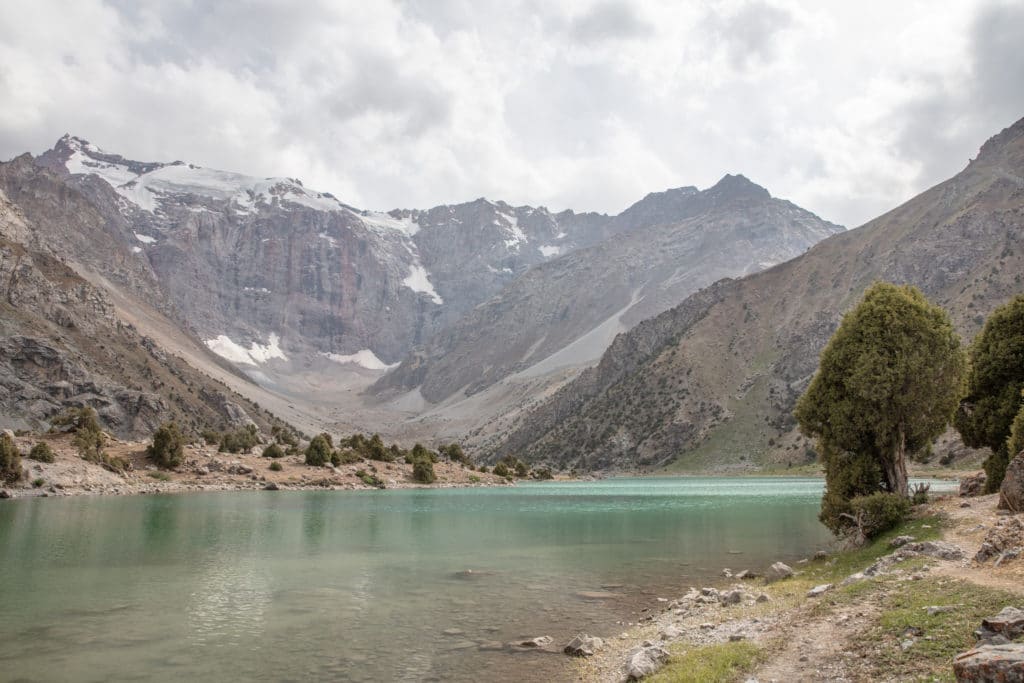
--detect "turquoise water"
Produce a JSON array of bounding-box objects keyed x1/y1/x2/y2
[{"x1": 0, "y1": 477, "x2": 952, "y2": 681}]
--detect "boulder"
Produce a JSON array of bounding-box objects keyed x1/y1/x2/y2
[
  {"x1": 563, "y1": 633, "x2": 604, "y2": 657},
  {"x1": 974, "y1": 518, "x2": 1023, "y2": 563},
  {"x1": 659, "y1": 625, "x2": 682, "y2": 640},
  {"x1": 960, "y1": 472, "x2": 988, "y2": 497},
  {"x1": 263, "y1": 482, "x2": 279, "y2": 491},
  {"x1": 0, "y1": 489, "x2": 10, "y2": 499},
  {"x1": 982, "y1": 607, "x2": 1024, "y2": 640},
  {"x1": 953, "y1": 643, "x2": 1024, "y2": 682},
  {"x1": 720, "y1": 589, "x2": 744, "y2": 606},
  {"x1": 890, "y1": 535, "x2": 917, "y2": 548},
  {"x1": 766, "y1": 562, "x2": 794, "y2": 582},
  {"x1": 625, "y1": 645, "x2": 670, "y2": 681},
  {"x1": 999, "y1": 452, "x2": 1024, "y2": 512}
]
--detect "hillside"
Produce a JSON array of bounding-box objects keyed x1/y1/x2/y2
[{"x1": 496, "y1": 117, "x2": 1024, "y2": 471}]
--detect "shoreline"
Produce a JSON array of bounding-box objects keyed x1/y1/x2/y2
[
  {"x1": 0, "y1": 432, "x2": 510, "y2": 500},
  {"x1": 572, "y1": 491, "x2": 1023, "y2": 682}
]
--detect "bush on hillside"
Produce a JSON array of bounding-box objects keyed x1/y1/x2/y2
[
  {"x1": 28, "y1": 442, "x2": 55, "y2": 463},
  {"x1": 0, "y1": 433, "x2": 22, "y2": 484},
  {"x1": 846, "y1": 492, "x2": 911, "y2": 543},
  {"x1": 412, "y1": 457, "x2": 436, "y2": 484},
  {"x1": 147, "y1": 422, "x2": 185, "y2": 469},
  {"x1": 305, "y1": 433, "x2": 333, "y2": 466},
  {"x1": 219, "y1": 425, "x2": 260, "y2": 454},
  {"x1": 262, "y1": 443, "x2": 285, "y2": 459}
]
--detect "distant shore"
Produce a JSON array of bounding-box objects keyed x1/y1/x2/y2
[{"x1": 0, "y1": 432, "x2": 509, "y2": 500}]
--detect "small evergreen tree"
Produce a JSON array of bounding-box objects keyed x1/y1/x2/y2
[
  {"x1": 955, "y1": 295, "x2": 1024, "y2": 492},
  {"x1": 262, "y1": 442, "x2": 285, "y2": 458},
  {"x1": 412, "y1": 456, "x2": 436, "y2": 484},
  {"x1": 0, "y1": 433, "x2": 22, "y2": 484},
  {"x1": 1007, "y1": 396, "x2": 1024, "y2": 463},
  {"x1": 67, "y1": 407, "x2": 105, "y2": 462},
  {"x1": 147, "y1": 422, "x2": 185, "y2": 469},
  {"x1": 305, "y1": 433, "x2": 333, "y2": 466},
  {"x1": 795, "y1": 282, "x2": 966, "y2": 535},
  {"x1": 492, "y1": 462, "x2": 510, "y2": 478}
]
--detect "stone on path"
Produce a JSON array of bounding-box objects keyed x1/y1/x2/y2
[
  {"x1": 953, "y1": 643, "x2": 1024, "y2": 682},
  {"x1": 807, "y1": 583, "x2": 834, "y2": 598},
  {"x1": 625, "y1": 645, "x2": 670, "y2": 681}
]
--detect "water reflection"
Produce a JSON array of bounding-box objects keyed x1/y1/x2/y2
[{"x1": 0, "y1": 478, "x2": 955, "y2": 682}]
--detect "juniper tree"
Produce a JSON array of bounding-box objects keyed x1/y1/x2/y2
[
  {"x1": 795, "y1": 283, "x2": 965, "y2": 532},
  {"x1": 954, "y1": 295, "x2": 1024, "y2": 491}
]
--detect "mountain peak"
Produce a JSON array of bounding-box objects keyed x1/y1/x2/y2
[{"x1": 706, "y1": 173, "x2": 770, "y2": 201}]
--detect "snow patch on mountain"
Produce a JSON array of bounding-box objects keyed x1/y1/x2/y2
[
  {"x1": 133, "y1": 232, "x2": 156, "y2": 244},
  {"x1": 205, "y1": 333, "x2": 287, "y2": 365},
  {"x1": 324, "y1": 349, "x2": 397, "y2": 371},
  {"x1": 358, "y1": 211, "x2": 420, "y2": 237},
  {"x1": 403, "y1": 263, "x2": 444, "y2": 304},
  {"x1": 539, "y1": 245, "x2": 561, "y2": 257},
  {"x1": 63, "y1": 137, "x2": 345, "y2": 215}
]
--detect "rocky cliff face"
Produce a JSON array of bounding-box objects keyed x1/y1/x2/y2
[
  {"x1": 22, "y1": 135, "x2": 615, "y2": 372},
  {"x1": 375, "y1": 175, "x2": 843, "y2": 403},
  {"x1": 0, "y1": 190, "x2": 274, "y2": 438},
  {"x1": 498, "y1": 117, "x2": 1024, "y2": 472}
]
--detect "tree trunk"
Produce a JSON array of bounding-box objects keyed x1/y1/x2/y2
[{"x1": 882, "y1": 427, "x2": 910, "y2": 497}]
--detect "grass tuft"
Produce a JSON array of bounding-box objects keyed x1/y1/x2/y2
[{"x1": 648, "y1": 641, "x2": 766, "y2": 683}]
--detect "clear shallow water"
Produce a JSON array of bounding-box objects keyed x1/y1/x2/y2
[{"x1": 0, "y1": 477, "x2": 953, "y2": 682}]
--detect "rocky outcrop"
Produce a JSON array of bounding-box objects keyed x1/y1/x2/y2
[
  {"x1": 961, "y1": 472, "x2": 988, "y2": 497},
  {"x1": 999, "y1": 451, "x2": 1024, "y2": 511},
  {"x1": 954, "y1": 644, "x2": 1024, "y2": 681},
  {"x1": 974, "y1": 517, "x2": 1024, "y2": 564},
  {"x1": 499, "y1": 116, "x2": 1024, "y2": 472}
]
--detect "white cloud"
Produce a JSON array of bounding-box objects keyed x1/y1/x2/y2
[{"x1": 0, "y1": 0, "x2": 1020, "y2": 229}]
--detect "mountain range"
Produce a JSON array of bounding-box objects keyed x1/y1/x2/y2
[
  {"x1": 0, "y1": 134, "x2": 841, "y2": 446},
  {"x1": 494, "y1": 117, "x2": 1024, "y2": 472}
]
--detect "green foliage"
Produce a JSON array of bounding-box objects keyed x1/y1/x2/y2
[
  {"x1": 648, "y1": 641, "x2": 765, "y2": 683},
  {"x1": 1008, "y1": 397, "x2": 1024, "y2": 461},
  {"x1": 847, "y1": 492, "x2": 911, "y2": 541},
  {"x1": 305, "y1": 433, "x2": 333, "y2": 466},
  {"x1": 147, "y1": 422, "x2": 185, "y2": 469},
  {"x1": 333, "y1": 449, "x2": 361, "y2": 465},
  {"x1": 492, "y1": 462, "x2": 510, "y2": 478},
  {"x1": 218, "y1": 424, "x2": 260, "y2": 454},
  {"x1": 796, "y1": 283, "x2": 965, "y2": 527},
  {"x1": 31, "y1": 477, "x2": 45, "y2": 488},
  {"x1": 955, "y1": 294, "x2": 1024, "y2": 492},
  {"x1": 531, "y1": 467, "x2": 554, "y2": 480},
  {"x1": 355, "y1": 468, "x2": 385, "y2": 488},
  {"x1": 468, "y1": 474, "x2": 481, "y2": 483},
  {"x1": 412, "y1": 457, "x2": 436, "y2": 484},
  {"x1": 269, "y1": 461, "x2": 283, "y2": 472},
  {"x1": 58, "y1": 407, "x2": 107, "y2": 462},
  {"x1": 200, "y1": 429, "x2": 221, "y2": 445},
  {"x1": 28, "y1": 441, "x2": 55, "y2": 463},
  {"x1": 262, "y1": 443, "x2": 285, "y2": 459},
  {"x1": 147, "y1": 471, "x2": 171, "y2": 481},
  {"x1": 910, "y1": 482, "x2": 931, "y2": 505},
  {"x1": 270, "y1": 424, "x2": 299, "y2": 447},
  {"x1": 1, "y1": 433, "x2": 23, "y2": 484},
  {"x1": 439, "y1": 443, "x2": 471, "y2": 467}
]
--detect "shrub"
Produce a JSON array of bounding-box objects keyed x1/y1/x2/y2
[
  {"x1": 468, "y1": 474, "x2": 481, "y2": 483},
  {"x1": 492, "y1": 462, "x2": 510, "y2": 478},
  {"x1": 355, "y1": 468, "x2": 385, "y2": 488},
  {"x1": 269, "y1": 461, "x2": 283, "y2": 472},
  {"x1": 412, "y1": 457, "x2": 436, "y2": 484},
  {"x1": 200, "y1": 429, "x2": 221, "y2": 445},
  {"x1": 2, "y1": 436, "x2": 25, "y2": 483},
  {"x1": 29, "y1": 442, "x2": 55, "y2": 463},
  {"x1": 147, "y1": 422, "x2": 185, "y2": 469},
  {"x1": 218, "y1": 425, "x2": 260, "y2": 454},
  {"x1": 262, "y1": 443, "x2": 285, "y2": 459},
  {"x1": 846, "y1": 492, "x2": 911, "y2": 543},
  {"x1": 147, "y1": 471, "x2": 171, "y2": 481},
  {"x1": 514, "y1": 460, "x2": 529, "y2": 478},
  {"x1": 911, "y1": 482, "x2": 931, "y2": 505},
  {"x1": 58, "y1": 407, "x2": 106, "y2": 462},
  {"x1": 531, "y1": 467, "x2": 554, "y2": 480},
  {"x1": 333, "y1": 449, "x2": 361, "y2": 465},
  {"x1": 305, "y1": 433, "x2": 333, "y2": 466},
  {"x1": 31, "y1": 477, "x2": 45, "y2": 488}
]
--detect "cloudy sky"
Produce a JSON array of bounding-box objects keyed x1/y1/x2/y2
[{"x1": 1, "y1": 0, "x2": 1022, "y2": 228}]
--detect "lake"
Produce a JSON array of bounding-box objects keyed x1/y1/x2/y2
[{"x1": 0, "y1": 477, "x2": 953, "y2": 682}]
